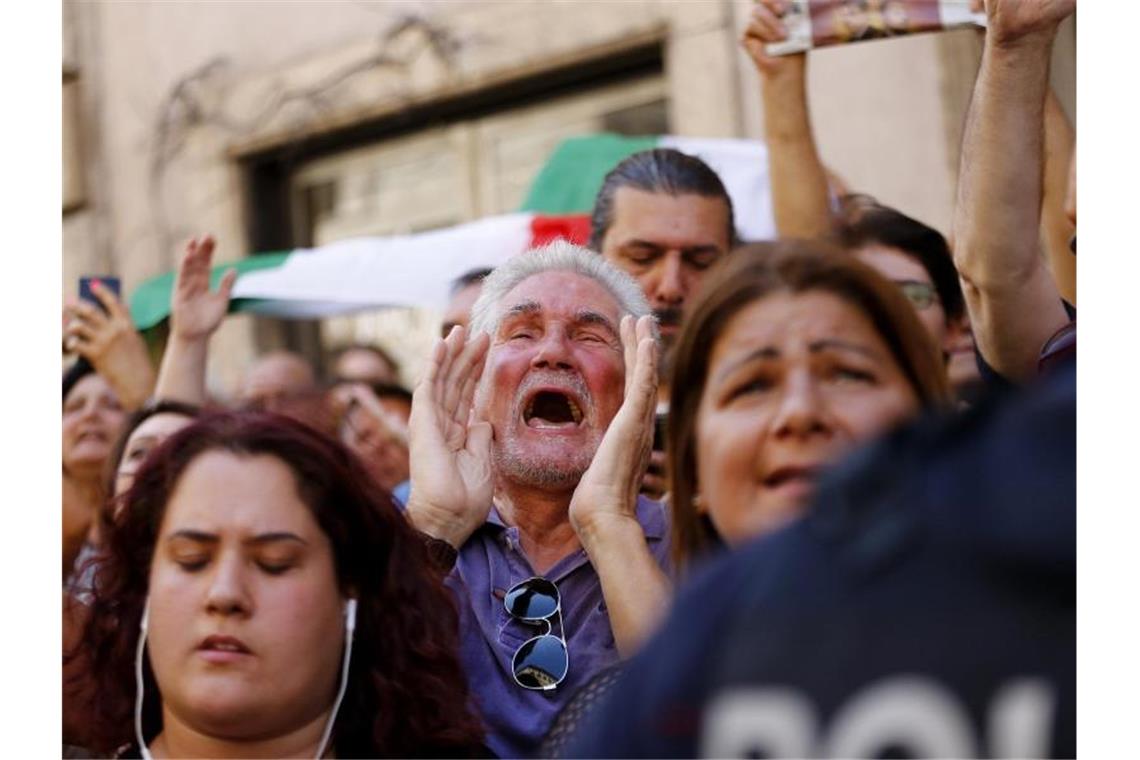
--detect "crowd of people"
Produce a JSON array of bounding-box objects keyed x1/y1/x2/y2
[{"x1": 61, "y1": 1, "x2": 1075, "y2": 757}]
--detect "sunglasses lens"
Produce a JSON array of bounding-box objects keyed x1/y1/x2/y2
[
  {"x1": 505, "y1": 577, "x2": 559, "y2": 620},
  {"x1": 512, "y1": 635, "x2": 568, "y2": 690}
]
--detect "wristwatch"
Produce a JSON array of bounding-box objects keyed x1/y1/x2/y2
[{"x1": 420, "y1": 532, "x2": 459, "y2": 572}]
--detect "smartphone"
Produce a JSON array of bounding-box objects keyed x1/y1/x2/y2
[{"x1": 79, "y1": 276, "x2": 121, "y2": 312}]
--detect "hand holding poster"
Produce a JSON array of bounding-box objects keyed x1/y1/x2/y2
[{"x1": 765, "y1": 0, "x2": 986, "y2": 56}]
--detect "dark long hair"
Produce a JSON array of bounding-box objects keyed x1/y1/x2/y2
[
  {"x1": 667, "y1": 241, "x2": 952, "y2": 572},
  {"x1": 72, "y1": 411, "x2": 484, "y2": 756}
]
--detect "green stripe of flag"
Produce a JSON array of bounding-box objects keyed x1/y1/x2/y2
[
  {"x1": 130, "y1": 252, "x2": 291, "y2": 330},
  {"x1": 520, "y1": 133, "x2": 659, "y2": 214}
]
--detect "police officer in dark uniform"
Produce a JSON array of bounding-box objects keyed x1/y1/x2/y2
[{"x1": 564, "y1": 360, "x2": 1075, "y2": 758}]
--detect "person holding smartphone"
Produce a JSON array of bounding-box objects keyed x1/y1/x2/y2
[
  {"x1": 63, "y1": 275, "x2": 156, "y2": 581},
  {"x1": 63, "y1": 276, "x2": 156, "y2": 412}
]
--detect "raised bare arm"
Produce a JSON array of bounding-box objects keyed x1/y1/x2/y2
[
  {"x1": 1041, "y1": 87, "x2": 1076, "y2": 305},
  {"x1": 742, "y1": 0, "x2": 833, "y2": 239},
  {"x1": 154, "y1": 236, "x2": 236, "y2": 404},
  {"x1": 951, "y1": 0, "x2": 1075, "y2": 382},
  {"x1": 570, "y1": 315, "x2": 672, "y2": 656}
]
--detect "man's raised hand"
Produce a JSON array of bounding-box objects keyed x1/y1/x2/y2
[
  {"x1": 569, "y1": 315, "x2": 672, "y2": 656},
  {"x1": 570, "y1": 315, "x2": 658, "y2": 537},
  {"x1": 406, "y1": 326, "x2": 493, "y2": 549}
]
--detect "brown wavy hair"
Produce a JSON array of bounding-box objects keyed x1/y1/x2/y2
[
  {"x1": 69, "y1": 411, "x2": 485, "y2": 757},
  {"x1": 667, "y1": 241, "x2": 952, "y2": 573}
]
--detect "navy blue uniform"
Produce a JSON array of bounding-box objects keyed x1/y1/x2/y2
[{"x1": 565, "y1": 363, "x2": 1075, "y2": 758}]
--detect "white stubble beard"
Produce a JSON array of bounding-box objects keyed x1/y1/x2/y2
[{"x1": 488, "y1": 371, "x2": 602, "y2": 491}]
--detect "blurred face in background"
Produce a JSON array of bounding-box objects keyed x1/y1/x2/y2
[
  {"x1": 441, "y1": 282, "x2": 484, "y2": 339},
  {"x1": 240, "y1": 352, "x2": 316, "y2": 410},
  {"x1": 113, "y1": 412, "x2": 196, "y2": 498},
  {"x1": 63, "y1": 374, "x2": 126, "y2": 479},
  {"x1": 855, "y1": 244, "x2": 979, "y2": 395},
  {"x1": 855, "y1": 245, "x2": 949, "y2": 350},
  {"x1": 338, "y1": 389, "x2": 410, "y2": 492},
  {"x1": 694, "y1": 290, "x2": 919, "y2": 544},
  {"x1": 334, "y1": 348, "x2": 398, "y2": 386},
  {"x1": 945, "y1": 314, "x2": 981, "y2": 395}
]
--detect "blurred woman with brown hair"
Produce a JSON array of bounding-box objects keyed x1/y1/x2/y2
[{"x1": 667, "y1": 241, "x2": 951, "y2": 572}]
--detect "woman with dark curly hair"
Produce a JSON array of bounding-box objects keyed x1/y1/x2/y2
[{"x1": 70, "y1": 411, "x2": 485, "y2": 758}]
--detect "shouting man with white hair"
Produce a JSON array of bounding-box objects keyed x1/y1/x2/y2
[{"x1": 406, "y1": 240, "x2": 672, "y2": 757}]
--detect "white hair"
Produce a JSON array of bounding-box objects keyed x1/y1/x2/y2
[{"x1": 469, "y1": 239, "x2": 654, "y2": 338}]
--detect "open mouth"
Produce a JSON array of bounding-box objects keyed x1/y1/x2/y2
[
  {"x1": 763, "y1": 466, "x2": 819, "y2": 490},
  {"x1": 523, "y1": 390, "x2": 584, "y2": 428},
  {"x1": 654, "y1": 307, "x2": 682, "y2": 328}
]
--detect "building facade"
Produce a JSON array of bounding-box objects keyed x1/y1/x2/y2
[{"x1": 62, "y1": 0, "x2": 1075, "y2": 397}]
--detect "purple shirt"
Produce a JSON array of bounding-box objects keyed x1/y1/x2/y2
[{"x1": 446, "y1": 495, "x2": 671, "y2": 758}]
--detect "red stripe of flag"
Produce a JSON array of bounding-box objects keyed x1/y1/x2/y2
[{"x1": 528, "y1": 213, "x2": 591, "y2": 249}]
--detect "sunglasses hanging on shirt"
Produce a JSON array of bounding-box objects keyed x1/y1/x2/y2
[{"x1": 504, "y1": 576, "x2": 569, "y2": 690}]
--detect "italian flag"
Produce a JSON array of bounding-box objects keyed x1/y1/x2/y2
[{"x1": 131, "y1": 135, "x2": 775, "y2": 329}]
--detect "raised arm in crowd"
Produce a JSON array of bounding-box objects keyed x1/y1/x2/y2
[
  {"x1": 952, "y1": 0, "x2": 1076, "y2": 383},
  {"x1": 154, "y1": 235, "x2": 237, "y2": 405}
]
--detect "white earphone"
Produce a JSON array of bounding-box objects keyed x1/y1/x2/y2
[
  {"x1": 136, "y1": 598, "x2": 153, "y2": 760},
  {"x1": 344, "y1": 597, "x2": 357, "y2": 632},
  {"x1": 315, "y1": 597, "x2": 358, "y2": 759}
]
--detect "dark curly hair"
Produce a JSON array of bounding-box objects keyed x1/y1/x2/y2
[{"x1": 69, "y1": 411, "x2": 485, "y2": 757}]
